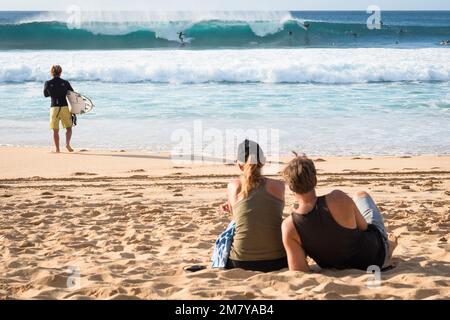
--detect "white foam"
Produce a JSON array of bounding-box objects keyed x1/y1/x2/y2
[
  {"x1": 16, "y1": 11, "x2": 298, "y2": 39},
  {"x1": 1, "y1": 48, "x2": 449, "y2": 84}
]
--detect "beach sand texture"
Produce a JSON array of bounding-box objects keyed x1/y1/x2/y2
[{"x1": 0, "y1": 147, "x2": 449, "y2": 299}]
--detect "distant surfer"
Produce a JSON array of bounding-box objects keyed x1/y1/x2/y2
[
  {"x1": 288, "y1": 30, "x2": 293, "y2": 36},
  {"x1": 43, "y1": 65, "x2": 75, "y2": 153},
  {"x1": 177, "y1": 32, "x2": 185, "y2": 45},
  {"x1": 303, "y1": 22, "x2": 310, "y2": 29},
  {"x1": 352, "y1": 32, "x2": 358, "y2": 37},
  {"x1": 440, "y1": 40, "x2": 449, "y2": 46}
]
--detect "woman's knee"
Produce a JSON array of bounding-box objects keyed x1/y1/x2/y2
[{"x1": 353, "y1": 190, "x2": 370, "y2": 200}]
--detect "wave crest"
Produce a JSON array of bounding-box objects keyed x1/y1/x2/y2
[{"x1": 1, "y1": 49, "x2": 449, "y2": 84}]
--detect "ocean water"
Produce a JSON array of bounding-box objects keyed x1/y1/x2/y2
[{"x1": 0, "y1": 11, "x2": 449, "y2": 156}]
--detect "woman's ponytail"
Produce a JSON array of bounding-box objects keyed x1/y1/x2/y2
[{"x1": 239, "y1": 154, "x2": 263, "y2": 198}]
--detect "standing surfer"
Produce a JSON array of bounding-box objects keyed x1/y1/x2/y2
[
  {"x1": 177, "y1": 32, "x2": 185, "y2": 45},
  {"x1": 43, "y1": 65, "x2": 74, "y2": 153}
]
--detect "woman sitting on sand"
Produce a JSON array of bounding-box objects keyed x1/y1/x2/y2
[
  {"x1": 281, "y1": 155, "x2": 397, "y2": 272},
  {"x1": 220, "y1": 139, "x2": 287, "y2": 272}
]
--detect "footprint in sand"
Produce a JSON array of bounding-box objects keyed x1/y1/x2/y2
[
  {"x1": 72, "y1": 172, "x2": 98, "y2": 176},
  {"x1": 41, "y1": 191, "x2": 53, "y2": 196},
  {"x1": 397, "y1": 202, "x2": 409, "y2": 208},
  {"x1": 172, "y1": 172, "x2": 188, "y2": 176},
  {"x1": 20, "y1": 211, "x2": 39, "y2": 218},
  {"x1": 125, "y1": 193, "x2": 143, "y2": 198},
  {"x1": 352, "y1": 157, "x2": 372, "y2": 160}
]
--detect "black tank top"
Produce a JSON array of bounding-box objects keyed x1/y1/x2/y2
[{"x1": 292, "y1": 196, "x2": 385, "y2": 270}]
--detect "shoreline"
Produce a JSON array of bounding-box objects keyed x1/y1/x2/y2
[{"x1": 1, "y1": 146, "x2": 450, "y2": 179}]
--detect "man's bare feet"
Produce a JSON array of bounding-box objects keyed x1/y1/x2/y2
[
  {"x1": 386, "y1": 234, "x2": 398, "y2": 263},
  {"x1": 66, "y1": 145, "x2": 74, "y2": 152},
  {"x1": 54, "y1": 149, "x2": 60, "y2": 153}
]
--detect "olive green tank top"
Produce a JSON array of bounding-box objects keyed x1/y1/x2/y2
[{"x1": 229, "y1": 179, "x2": 286, "y2": 261}]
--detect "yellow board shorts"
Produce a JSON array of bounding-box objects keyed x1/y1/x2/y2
[{"x1": 50, "y1": 106, "x2": 72, "y2": 130}]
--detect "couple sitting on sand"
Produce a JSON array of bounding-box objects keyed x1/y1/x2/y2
[{"x1": 219, "y1": 139, "x2": 397, "y2": 273}]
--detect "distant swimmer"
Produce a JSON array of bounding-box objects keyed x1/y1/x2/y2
[
  {"x1": 177, "y1": 32, "x2": 185, "y2": 44},
  {"x1": 352, "y1": 32, "x2": 358, "y2": 37},
  {"x1": 440, "y1": 40, "x2": 450, "y2": 45},
  {"x1": 399, "y1": 28, "x2": 406, "y2": 34},
  {"x1": 288, "y1": 30, "x2": 293, "y2": 36}
]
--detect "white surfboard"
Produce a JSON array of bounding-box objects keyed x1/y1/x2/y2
[{"x1": 66, "y1": 90, "x2": 94, "y2": 115}]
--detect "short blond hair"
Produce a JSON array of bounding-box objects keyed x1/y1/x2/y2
[
  {"x1": 283, "y1": 156, "x2": 317, "y2": 194},
  {"x1": 51, "y1": 65, "x2": 62, "y2": 77}
]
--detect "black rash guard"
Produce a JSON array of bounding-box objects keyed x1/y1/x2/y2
[
  {"x1": 292, "y1": 195, "x2": 385, "y2": 270},
  {"x1": 43, "y1": 77, "x2": 74, "y2": 107}
]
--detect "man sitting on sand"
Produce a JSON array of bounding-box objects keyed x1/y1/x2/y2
[
  {"x1": 281, "y1": 155, "x2": 397, "y2": 272},
  {"x1": 43, "y1": 65, "x2": 74, "y2": 153}
]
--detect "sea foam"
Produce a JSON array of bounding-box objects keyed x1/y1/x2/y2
[{"x1": 0, "y1": 48, "x2": 449, "y2": 84}]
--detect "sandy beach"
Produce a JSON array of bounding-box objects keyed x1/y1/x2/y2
[{"x1": 0, "y1": 147, "x2": 449, "y2": 300}]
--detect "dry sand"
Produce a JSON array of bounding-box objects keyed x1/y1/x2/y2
[{"x1": 0, "y1": 147, "x2": 449, "y2": 299}]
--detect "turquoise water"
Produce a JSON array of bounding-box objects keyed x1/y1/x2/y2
[
  {"x1": 1, "y1": 80, "x2": 449, "y2": 155},
  {"x1": 0, "y1": 11, "x2": 449, "y2": 155},
  {"x1": 0, "y1": 11, "x2": 449, "y2": 49}
]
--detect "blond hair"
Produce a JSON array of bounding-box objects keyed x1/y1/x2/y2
[
  {"x1": 239, "y1": 154, "x2": 264, "y2": 199},
  {"x1": 283, "y1": 156, "x2": 317, "y2": 194},
  {"x1": 51, "y1": 65, "x2": 62, "y2": 77}
]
